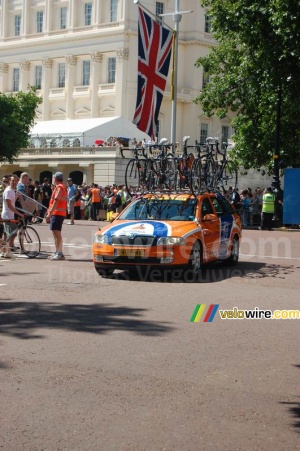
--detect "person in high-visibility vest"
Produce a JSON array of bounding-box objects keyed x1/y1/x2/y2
[
  {"x1": 45, "y1": 172, "x2": 68, "y2": 260},
  {"x1": 260, "y1": 187, "x2": 275, "y2": 231}
]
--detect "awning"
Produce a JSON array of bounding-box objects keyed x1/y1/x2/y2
[{"x1": 30, "y1": 116, "x2": 150, "y2": 146}]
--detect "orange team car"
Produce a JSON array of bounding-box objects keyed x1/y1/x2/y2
[{"x1": 92, "y1": 192, "x2": 242, "y2": 280}]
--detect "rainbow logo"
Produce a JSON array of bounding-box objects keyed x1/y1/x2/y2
[{"x1": 190, "y1": 304, "x2": 219, "y2": 323}]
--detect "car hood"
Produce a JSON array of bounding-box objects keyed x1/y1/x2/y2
[{"x1": 98, "y1": 220, "x2": 200, "y2": 241}]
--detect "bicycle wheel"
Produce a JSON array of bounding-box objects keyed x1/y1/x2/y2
[
  {"x1": 220, "y1": 161, "x2": 238, "y2": 190},
  {"x1": 190, "y1": 158, "x2": 204, "y2": 196},
  {"x1": 18, "y1": 226, "x2": 41, "y2": 258},
  {"x1": 202, "y1": 157, "x2": 216, "y2": 191},
  {"x1": 158, "y1": 157, "x2": 176, "y2": 191},
  {"x1": 125, "y1": 159, "x2": 147, "y2": 197}
]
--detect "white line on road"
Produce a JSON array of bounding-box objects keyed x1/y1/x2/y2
[{"x1": 240, "y1": 253, "x2": 300, "y2": 260}]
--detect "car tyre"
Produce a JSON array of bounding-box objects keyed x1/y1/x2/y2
[
  {"x1": 95, "y1": 267, "x2": 114, "y2": 277},
  {"x1": 186, "y1": 241, "x2": 202, "y2": 282},
  {"x1": 225, "y1": 236, "x2": 239, "y2": 266}
]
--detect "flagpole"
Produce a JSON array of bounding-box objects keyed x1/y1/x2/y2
[
  {"x1": 133, "y1": 0, "x2": 192, "y2": 145},
  {"x1": 170, "y1": 0, "x2": 181, "y2": 150}
]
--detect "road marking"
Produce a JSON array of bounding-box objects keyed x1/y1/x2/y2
[
  {"x1": 240, "y1": 253, "x2": 300, "y2": 261},
  {"x1": 0, "y1": 284, "x2": 7, "y2": 286},
  {"x1": 40, "y1": 242, "x2": 92, "y2": 249}
]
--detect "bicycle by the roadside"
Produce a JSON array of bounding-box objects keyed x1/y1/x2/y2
[{"x1": 0, "y1": 213, "x2": 41, "y2": 258}]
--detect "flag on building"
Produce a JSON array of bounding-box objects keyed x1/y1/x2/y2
[{"x1": 133, "y1": 6, "x2": 173, "y2": 140}]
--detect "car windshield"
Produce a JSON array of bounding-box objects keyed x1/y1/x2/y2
[{"x1": 118, "y1": 198, "x2": 197, "y2": 221}]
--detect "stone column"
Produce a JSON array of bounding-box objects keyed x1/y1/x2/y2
[
  {"x1": 91, "y1": 52, "x2": 102, "y2": 117},
  {"x1": 69, "y1": 0, "x2": 76, "y2": 29},
  {"x1": 19, "y1": 60, "x2": 30, "y2": 92},
  {"x1": 45, "y1": 0, "x2": 54, "y2": 34},
  {"x1": 22, "y1": 0, "x2": 30, "y2": 35},
  {"x1": 0, "y1": 63, "x2": 9, "y2": 92},
  {"x1": 66, "y1": 55, "x2": 77, "y2": 119},
  {"x1": 95, "y1": 0, "x2": 101, "y2": 25},
  {"x1": 1, "y1": 0, "x2": 8, "y2": 38},
  {"x1": 116, "y1": 48, "x2": 129, "y2": 116},
  {"x1": 42, "y1": 57, "x2": 53, "y2": 120}
]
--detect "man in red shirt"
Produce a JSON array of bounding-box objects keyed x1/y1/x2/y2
[{"x1": 45, "y1": 172, "x2": 68, "y2": 260}]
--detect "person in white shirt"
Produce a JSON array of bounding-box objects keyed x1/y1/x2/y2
[{"x1": 2, "y1": 175, "x2": 24, "y2": 258}]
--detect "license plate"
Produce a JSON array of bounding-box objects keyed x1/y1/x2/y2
[{"x1": 115, "y1": 249, "x2": 145, "y2": 257}]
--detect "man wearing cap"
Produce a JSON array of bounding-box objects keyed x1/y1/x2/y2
[
  {"x1": 45, "y1": 172, "x2": 68, "y2": 260},
  {"x1": 67, "y1": 177, "x2": 77, "y2": 225}
]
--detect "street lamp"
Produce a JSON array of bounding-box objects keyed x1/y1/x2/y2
[
  {"x1": 271, "y1": 83, "x2": 283, "y2": 226},
  {"x1": 158, "y1": 1, "x2": 192, "y2": 148}
]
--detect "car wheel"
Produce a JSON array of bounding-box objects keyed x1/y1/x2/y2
[
  {"x1": 225, "y1": 236, "x2": 239, "y2": 266},
  {"x1": 186, "y1": 241, "x2": 202, "y2": 281},
  {"x1": 95, "y1": 267, "x2": 114, "y2": 277}
]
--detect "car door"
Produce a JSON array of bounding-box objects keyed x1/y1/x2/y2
[
  {"x1": 199, "y1": 197, "x2": 220, "y2": 261},
  {"x1": 211, "y1": 196, "x2": 234, "y2": 259}
]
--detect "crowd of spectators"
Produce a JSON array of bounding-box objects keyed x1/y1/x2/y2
[{"x1": 224, "y1": 186, "x2": 269, "y2": 227}]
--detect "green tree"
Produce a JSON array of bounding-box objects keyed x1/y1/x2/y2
[
  {"x1": 195, "y1": 0, "x2": 300, "y2": 172},
  {"x1": 0, "y1": 87, "x2": 42, "y2": 163}
]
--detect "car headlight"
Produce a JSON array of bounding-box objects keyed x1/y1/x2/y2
[
  {"x1": 93, "y1": 234, "x2": 109, "y2": 244},
  {"x1": 157, "y1": 237, "x2": 185, "y2": 245}
]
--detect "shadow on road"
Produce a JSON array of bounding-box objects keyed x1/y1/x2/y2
[
  {"x1": 107, "y1": 261, "x2": 296, "y2": 284},
  {"x1": 280, "y1": 364, "x2": 300, "y2": 432},
  {"x1": 0, "y1": 301, "x2": 174, "y2": 340}
]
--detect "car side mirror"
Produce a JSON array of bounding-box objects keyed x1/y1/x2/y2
[{"x1": 203, "y1": 213, "x2": 217, "y2": 221}]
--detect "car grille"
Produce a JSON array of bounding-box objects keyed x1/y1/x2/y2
[
  {"x1": 111, "y1": 235, "x2": 156, "y2": 247},
  {"x1": 102, "y1": 256, "x2": 161, "y2": 264}
]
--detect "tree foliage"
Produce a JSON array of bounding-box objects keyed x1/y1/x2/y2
[
  {"x1": 0, "y1": 87, "x2": 42, "y2": 163},
  {"x1": 195, "y1": 0, "x2": 300, "y2": 171}
]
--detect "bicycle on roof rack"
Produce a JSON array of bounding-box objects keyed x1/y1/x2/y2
[
  {"x1": 121, "y1": 139, "x2": 176, "y2": 197},
  {"x1": 172, "y1": 135, "x2": 196, "y2": 192},
  {"x1": 0, "y1": 211, "x2": 42, "y2": 258},
  {"x1": 190, "y1": 137, "x2": 238, "y2": 195}
]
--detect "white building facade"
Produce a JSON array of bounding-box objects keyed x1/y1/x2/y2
[
  {"x1": 0, "y1": 0, "x2": 234, "y2": 143},
  {"x1": 1, "y1": 0, "x2": 270, "y2": 189}
]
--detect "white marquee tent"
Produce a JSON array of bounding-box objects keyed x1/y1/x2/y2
[{"x1": 30, "y1": 116, "x2": 150, "y2": 147}]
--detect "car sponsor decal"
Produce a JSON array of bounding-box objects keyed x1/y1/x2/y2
[
  {"x1": 219, "y1": 215, "x2": 234, "y2": 258},
  {"x1": 102, "y1": 221, "x2": 172, "y2": 243}
]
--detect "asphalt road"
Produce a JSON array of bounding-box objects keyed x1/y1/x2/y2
[{"x1": 0, "y1": 221, "x2": 299, "y2": 451}]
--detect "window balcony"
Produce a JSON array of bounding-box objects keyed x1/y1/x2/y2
[
  {"x1": 49, "y1": 88, "x2": 66, "y2": 99},
  {"x1": 97, "y1": 83, "x2": 116, "y2": 95},
  {"x1": 73, "y1": 86, "x2": 90, "y2": 98}
]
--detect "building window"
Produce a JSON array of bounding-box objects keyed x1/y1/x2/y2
[
  {"x1": 82, "y1": 60, "x2": 90, "y2": 85},
  {"x1": 15, "y1": 15, "x2": 21, "y2": 36},
  {"x1": 37, "y1": 11, "x2": 43, "y2": 33},
  {"x1": 60, "y1": 7, "x2": 67, "y2": 29},
  {"x1": 156, "y1": 2, "x2": 164, "y2": 16},
  {"x1": 13, "y1": 68, "x2": 20, "y2": 92},
  {"x1": 108, "y1": 57, "x2": 116, "y2": 83},
  {"x1": 85, "y1": 3, "x2": 92, "y2": 25},
  {"x1": 222, "y1": 126, "x2": 229, "y2": 149},
  {"x1": 110, "y1": 0, "x2": 118, "y2": 22},
  {"x1": 205, "y1": 14, "x2": 211, "y2": 33},
  {"x1": 200, "y1": 123, "x2": 209, "y2": 144},
  {"x1": 35, "y1": 65, "x2": 42, "y2": 89},
  {"x1": 58, "y1": 63, "x2": 65, "y2": 88},
  {"x1": 202, "y1": 71, "x2": 210, "y2": 88}
]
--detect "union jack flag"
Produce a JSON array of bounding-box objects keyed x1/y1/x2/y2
[{"x1": 133, "y1": 6, "x2": 173, "y2": 140}]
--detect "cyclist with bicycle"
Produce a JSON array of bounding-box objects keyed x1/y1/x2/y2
[{"x1": 1, "y1": 174, "x2": 25, "y2": 258}]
